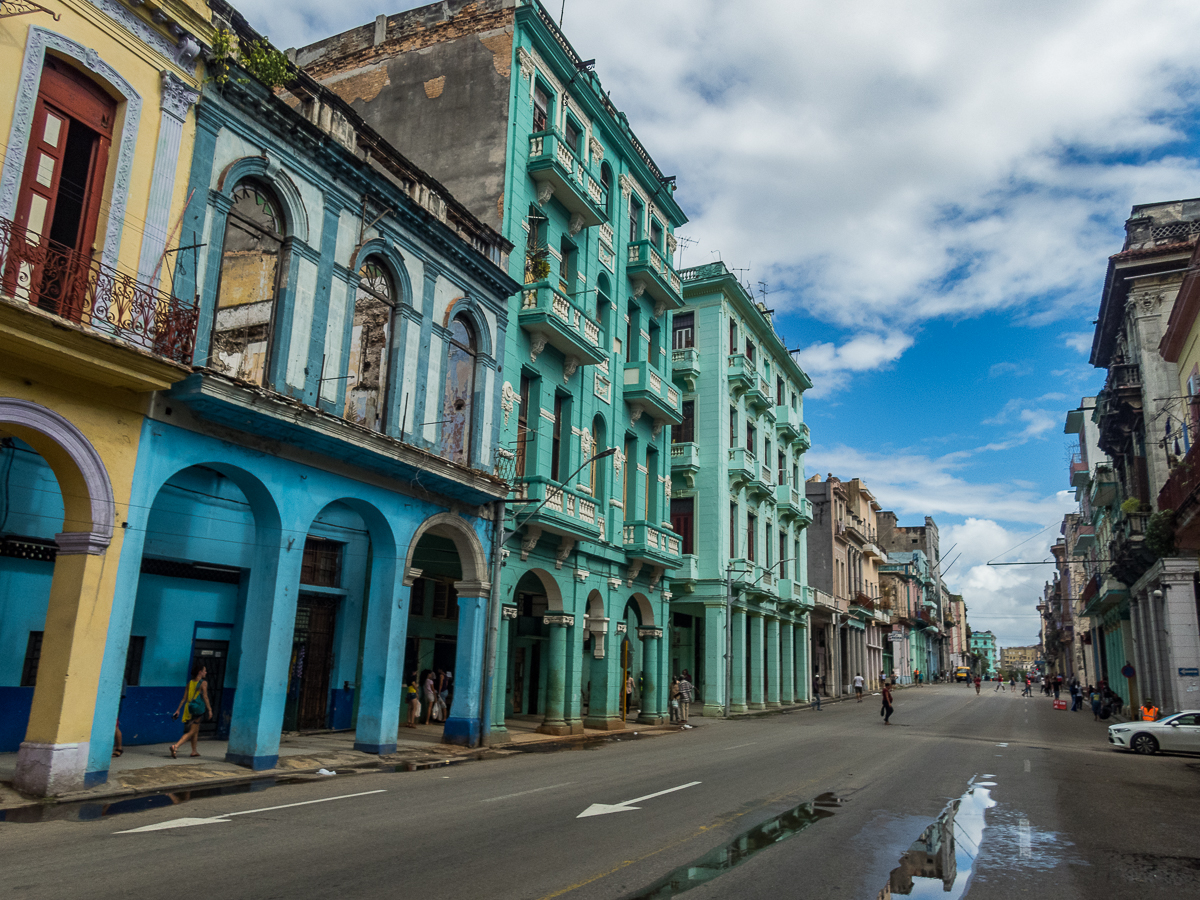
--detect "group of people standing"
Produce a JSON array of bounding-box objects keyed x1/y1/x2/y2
[
  {"x1": 405, "y1": 668, "x2": 452, "y2": 728},
  {"x1": 668, "y1": 672, "x2": 694, "y2": 725}
]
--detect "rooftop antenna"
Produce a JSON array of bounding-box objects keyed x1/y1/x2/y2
[
  {"x1": 559, "y1": 0, "x2": 566, "y2": 28},
  {"x1": 676, "y1": 234, "x2": 698, "y2": 267}
]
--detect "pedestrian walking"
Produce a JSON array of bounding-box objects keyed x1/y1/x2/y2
[
  {"x1": 881, "y1": 681, "x2": 894, "y2": 724},
  {"x1": 678, "y1": 672, "x2": 693, "y2": 724},
  {"x1": 422, "y1": 669, "x2": 436, "y2": 724},
  {"x1": 170, "y1": 663, "x2": 211, "y2": 758},
  {"x1": 1089, "y1": 685, "x2": 1101, "y2": 720},
  {"x1": 625, "y1": 671, "x2": 634, "y2": 718},
  {"x1": 853, "y1": 673, "x2": 864, "y2": 702},
  {"x1": 973, "y1": 674, "x2": 981, "y2": 695},
  {"x1": 813, "y1": 673, "x2": 823, "y2": 710}
]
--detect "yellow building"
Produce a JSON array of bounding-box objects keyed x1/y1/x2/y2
[
  {"x1": 1000, "y1": 645, "x2": 1036, "y2": 673},
  {"x1": 0, "y1": 0, "x2": 212, "y2": 794}
]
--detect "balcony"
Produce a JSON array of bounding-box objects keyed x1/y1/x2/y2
[
  {"x1": 519, "y1": 281, "x2": 606, "y2": 367},
  {"x1": 626, "y1": 239, "x2": 683, "y2": 311},
  {"x1": 623, "y1": 360, "x2": 682, "y2": 428},
  {"x1": 0, "y1": 216, "x2": 199, "y2": 366},
  {"x1": 745, "y1": 375, "x2": 771, "y2": 415},
  {"x1": 727, "y1": 353, "x2": 754, "y2": 395},
  {"x1": 1090, "y1": 464, "x2": 1117, "y2": 508},
  {"x1": 748, "y1": 457, "x2": 774, "y2": 501},
  {"x1": 1069, "y1": 456, "x2": 1089, "y2": 488},
  {"x1": 1109, "y1": 509, "x2": 1155, "y2": 586},
  {"x1": 795, "y1": 422, "x2": 811, "y2": 452},
  {"x1": 728, "y1": 446, "x2": 755, "y2": 489},
  {"x1": 670, "y1": 554, "x2": 699, "y2": 585},
  {"x1": 776, "y1": 404, "x2": 802, "y2": 442},
  {"x1": 1160, "y1": 442, "x2": 1200, "y2": 549},
  {"x1": 527, "y1": 130, "x2": 605, "y2": 228},
  {"x1": 670, "y1": 441, "x2": 700, "y2": 487},
  {"x1": 622, "y1": 519, "x2": 682, "y2": 569},
  {"x1": 671, "y1": 346, "x2": 700, "y2": 391},
  {"x1": 511, "y1": 477, "x2": 603, "y2": 543},
  {"x1": 729, "y1": 558, "x2": 763, "y2": 590},
  {"x1": 796, "y1": 497, "x2": 814, "y2": 527},
  {"x1": 1072, "y1": 525, "x2": 1097, "y2": 555},
  {"x1": 775, "y1": 482, "x2": 802, "y2": 520}
]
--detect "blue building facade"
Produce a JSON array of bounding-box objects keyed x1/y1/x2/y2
[{"x1": 0, "y1": 7, "x2": 518, "y2": 789}]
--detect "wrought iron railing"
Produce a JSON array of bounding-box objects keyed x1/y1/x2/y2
[{"x1": 0, "y1": 216, "x2": 198, "y2": 364}]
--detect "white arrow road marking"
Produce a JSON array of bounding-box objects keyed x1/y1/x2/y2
[
  {"x1": 577, "y1": 781, "x2": 701, "y2": 818},
  {"x1": 114, "y1": 789, "x2": 387, "y2": 833}
]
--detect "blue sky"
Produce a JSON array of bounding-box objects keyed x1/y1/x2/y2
[{"x1": 232, "y1": 0, "x2": 1200, "y2": 645}]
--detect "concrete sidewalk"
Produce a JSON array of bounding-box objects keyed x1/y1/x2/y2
[{"x1": 0, "y1": 715, "x2": 683, "y2": 811}]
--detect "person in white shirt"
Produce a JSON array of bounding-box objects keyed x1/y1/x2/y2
[{"x1": 853, "y1": 673, "x2": 864, "y2": 702}]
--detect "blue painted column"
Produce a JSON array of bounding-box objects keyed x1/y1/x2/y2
[
  {"x1": 730, "y1": 607, "x2": 747, "y2": 712},
  {"x1": 749, "y1": 613, "x2": 766, "y2": 709},
  {"x1": 226, "y1": 525, "x2": 301, "y2": 770},
  {"x1": 565, "y1": 611, "x2": 586, "y2": 734},
  {"x1": 490, "y1": 605, "x2": 517, "y2": 738},
  {"x1": 352, "y1": 554, "x2": 406, "y2": 755},
  {"x1": 137, "y1": 73, "x2": 199, "y2": 286},
  {"x1": 766, "y1": 617, "x2": 781, "y2": 707},
  {"x1": 637, "y1": 626, "x2": 663, "y2": 724},
  {"x1": 780, "y1": 621, "x2": 795, "y2": 706},
  {"x1": 538, "y1": 613, "x2": 573, "y2": 734},
  {"x1": 443, "y1": 581, "x2": 491, "y2": 747},
  {"x1": 702, "y1": 602, "x2": 727, "y2": 717}
]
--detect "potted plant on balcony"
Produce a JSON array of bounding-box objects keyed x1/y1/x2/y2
[{"x1": 525, "y1": 237, "x2": 550, "y2": 284}]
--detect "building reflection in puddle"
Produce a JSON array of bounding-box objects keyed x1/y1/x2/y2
[{"x1": 878, "y1": 782, "x2": 995, "y2": 900}]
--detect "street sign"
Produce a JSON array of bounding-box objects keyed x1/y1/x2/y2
[
  {"x1": 887, "y1": 633, "x2": 905, "y2": 642},
  {"x1": 1179, "y1": 667, "x2": 1200, "y2": 677}
]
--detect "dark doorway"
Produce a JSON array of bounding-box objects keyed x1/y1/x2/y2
[
  {"x1": 285, "y1": 593, "x2": 339, "y2": 730},
  {"x1": 527, "y1": 642, "x2": 541, "y2": 716},
  {"x1": 190, "y1": 639, "x2": 228, "y2": 736}
]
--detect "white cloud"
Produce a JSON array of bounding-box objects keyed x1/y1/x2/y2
[
  {"x1": 792, "y1": 332, "x2": 913, "y2": 396},
  {"x1": 1062, "y1": 332, "x2": 1095, "y2": 354}
]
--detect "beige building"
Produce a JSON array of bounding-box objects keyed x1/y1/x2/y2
[{"x1": 1000, "y1": 645, "x2": 1037, "y2": 673}]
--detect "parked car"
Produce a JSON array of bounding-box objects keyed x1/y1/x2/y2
[{"x1": 1108, "y1": 711, "x2": 1200, "y2": 755}]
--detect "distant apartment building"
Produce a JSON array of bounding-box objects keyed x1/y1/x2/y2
[{"x1": 1000, "y1": 645, "x2": 1037, "y2": 673}]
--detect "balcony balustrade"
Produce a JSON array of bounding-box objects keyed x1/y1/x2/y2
[
  {"x1": 622, "y1": 519, "x2": 682, "y2": 568},
  {"x1": 511, "y1": 476, "x2": 603, "y2": 543},
  {"x1": 1069, "y1": 456, "x2": 1089, "y2": 488},
  {"x1": 1089, "y1": 464, "x2": 1117, "y2": 508},
  {"x1": 0, "y1": 215, "x2": 199, "y2": 364},
  {"x1": 519, "y1": 281, "x2": 606, "y2": 367},
  {"x1": 670, "y1": 440, "x2": 700, "y2": 485},
  {"x1": 775, "y1": 482, "x2": 801, "y2": 519},
  {"x1": 796, "y1": 497, "x2": 814, "y2": 527},
  {"x1": 527, "y1": 130, "x2": 606, "y2": 228},
  {"x1": 744, "y1": 372, "x2": 770, "y2": 414},
  {"x1": 795, "y1": 421, "x2": 811, "y2": 452},
  {"x1": 623, "y1": 360, "x2": 682, "y2": 427},
  {"x1": 1072, "y1": 525, "x2": 1097, "y2": 555},
  {"x1": 728, "y1": 446, "x2": 755, "y2": 489},
  {"x1": 671, "y1": 346, "x2": 700, "y2": 391},
  {"x1": 775, "y1": 404, "x2": 802, "y2": 442},
  {"x1": 1161, "y1": 443, "x2": 1200, "y2": 550},
  {"x1": 727, "y1": 353, "x2": 753, "y2": 394},
  {"x1": 626, "y1": 239, "x2": 683, "y2": 310}
]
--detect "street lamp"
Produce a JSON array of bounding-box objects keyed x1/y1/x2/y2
[{"x1": 503, "y1": 446, "x2": 617, "y2": 543}]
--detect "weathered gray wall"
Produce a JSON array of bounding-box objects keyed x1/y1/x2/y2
[{"x1": 299, "y1": 2, "x2": 514, "y2": 229}]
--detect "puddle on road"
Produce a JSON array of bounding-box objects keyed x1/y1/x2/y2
[
  {"x1": 876, "y1": 780, "x2": 996, "y2": 900},
  {"x1": 622, "y1": 793, "x2": 843, "y2": 899}
]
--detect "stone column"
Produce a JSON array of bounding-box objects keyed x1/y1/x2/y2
[
  {"x1": 637, "y1": 627, "x2": 665, "y2": 724},
  {"x1": 795, "y1": 617, "x2": 810, "y2": 702},
  {"x1": 1160, "y1": 560, "x2": 1200, "y2": 712},
  {"x1": 443, "y1": 581, "x2": 491, "y2": 747},
  {"x1": 564, "y1": 613, "x2": 586, "y2": 734},
  {"x1": 766, "y1": 617, "x2": 781, "y2": 707},
  {"x1": 354, "y1": 558, "x2": 417, "y2": 755},
  {"x1": 730, "y1": 607, "x2": 748, "y2": 712},
  {"x1": 781, "y1": 622, "x2": 795, "y2": 705},
  {"x1": 14, "y1": 532, "x2": 115, "y2": 795},
  {"x1": 490, "y1": 605, "x2": 518, "y2": 739},
  {"x1": 703, "y1": 602, "x2": 727, "y2": 717},
  {"x1": 749, "y1": 612, "x2": 766, "y2": 709},
  {"x1": 538, "y1": 614, "x2": 574, "y2": 735},
  {"x1": 584, "y1": 615, "x2": 620, "y2": 729}
]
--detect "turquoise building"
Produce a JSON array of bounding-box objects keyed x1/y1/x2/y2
[
  {"x1": 881, "y1": 551, "x2": 938, "y2": 683},
  {"x1": 970, "y1": 630, "x2": 998, "y2": 676},
  {"x1": 298, "y1": 0, "x2": 689, "y2": 733},
  {"x1": 667, "y1": 262, "x2": 814, "y2": 715}
]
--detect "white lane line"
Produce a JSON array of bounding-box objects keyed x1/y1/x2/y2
[
  {"x1": 1019, "y1": 817, "x2": 1032, "y2": 858},
  {"x1": 722, "y1": 742, "x2": 758, "y2": 751},
  {"x1": 1024, "y1": 759, "x2": 1031, "y2": 773},
  {"x1": 114, "y1": 789, "x2": 387, "y2": 833},
  {"x1": 996, "y1": 743, "x2": 1008, "y2": 747},
  {"x1": 577, "y1": 781, "x2": 701, "y2": 818},
  {"x1": 481, "y1": 782, "x2": 574, "y2": 803}
]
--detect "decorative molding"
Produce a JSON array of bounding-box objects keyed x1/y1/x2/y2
[
  {"x1": 616, "y1": 622, "x2": 627, "y2": 634},
  {"x1": 83, "y1": 0, "x2": 199, "y2": 69},
  {"x1": 666, "y1": 233, "x2": 677, "y2": 253},
  {"x1": 632, "y1": 282, "x2": 646, "y2": 299},
  {"x1": 637, "y1": 627, "x2": 663, "y2": 640},
  {"x1": 652, "y1": 421, "x2": 664, "y2": 439},
  {"x1": 563, "y1": 355, "x2": 579, "y2": 382},
  {"x1": 630, "y1": 406, "x2": 644, "y2": 426},
  {"x1": 54, "y1": 531, "x2": 110, "y2": 556},
  {"x1": 539, "y1": 405, "x2": 556, "y2": 422},
  {"x1": 573, "y1": 568, "x2": 589, "y2": 582},
  {"x1": 520, "y1": 525, "x2": 542, "y2": 561},
  {"x1": 517, "y1": 47, "x2": 535, "y2": 80},
  {"x1": 626, "y1": 559, "x2": 643, "y2": 586},
  {"x1": 402, "y1": 566, "x2": 424, "y2": 586},
  {"x1": 589, "y1": 136, "x2": 604, "y2": 163},
  {"x1": 501, "y1": 605, "x2": 519, "y2": 621},
  {"x1": 607, "y1": 576, "x2": 623, "y2": 590},
  {"x1": 1, "y1": 28, "x2": 142, "y2": 269},
  {"x1": 537, "y1": 181, "x2": 554, "y2": 206},
  {"x1": 648, "y1": 566, "x2": 663, "y2": 593},
  {"x1": 159, "y1": 69, "x2": 198, "y2": 120},
  {"x1": 555, "y1": 535, "x2": 575, "y2": 569},
  {"x1": 530, "y1": 334, "x2": 548, "y2": 362},
  {"x1": 568, "y1": 212, "x2": 584, "y2": 236},
  {"x1": 662, "y1": 591, "x2": 673, "y2": 601},
  {"x1": 618, "y1": 173, "x2": 633, "y2": 200},
  {"x1": 613, "y1": 447, "x2": 625, "y2": 475},
  {"x1": 501, "y1": 380, "x2": 517, "y2": 426},
  {"x1": 543, "y1": 614, "x2": 576, "y2": 627}
]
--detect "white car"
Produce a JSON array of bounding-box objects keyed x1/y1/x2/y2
[{"x1": 1108, "y1": 711, "x2": 1200, "y2": 755}]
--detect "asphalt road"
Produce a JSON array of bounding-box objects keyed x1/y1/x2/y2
[{"x1": 3, "y1": 685, "x2": 1198, "y2": 899}]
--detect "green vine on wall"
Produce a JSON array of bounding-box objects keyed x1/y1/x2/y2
[
  {"x1": 1145, "y1": 508, "x2": 1177, "y2": 558},
  {"x1": 207, "y1": 28, "x2": 294, "y2": 89}
]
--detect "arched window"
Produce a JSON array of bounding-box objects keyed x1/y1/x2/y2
[
  {"x1": 442, "y1": 315, "x2": 477, "y2": 466},
  {"x1": 344, "y1": 256, "x2": 395, "y2": 431},
  {"x1": 600, "y1": 163, "x2": 613, "y2": 218},
  {"x1": 590, "y1": 414, "x2": 607, "y2": 500},
  {"x1": 596, "y1": 272, "x2": 611, "y2": 343},
  {"x1": 211, "y1": 181, "x2": 284, "y2": 386}
]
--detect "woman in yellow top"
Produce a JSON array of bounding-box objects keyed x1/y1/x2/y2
[{"x1": 170, "y1": 663, "x2": 212, "y2": 758}]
